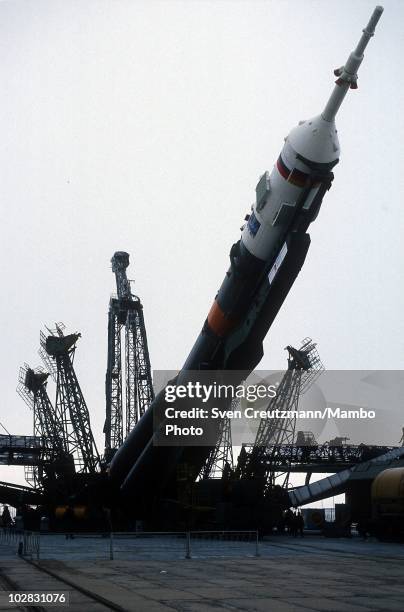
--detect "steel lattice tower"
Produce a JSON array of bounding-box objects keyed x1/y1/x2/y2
[
  {"x1": 17, "y1": 364, "x2": 73, "y2": 488},
  {"x1": 201, "y1": 407, "x2": 235, "y2": 480},
  {"x1": 244, "y1": 338, "x2": 323, "y2": 488},
  {"x1": 40, "y1": 324, "x2": 100, "y2": 474},
  {"x1": 104, "y1": 252, "x2": 154, "y2": 456},
  {"x1": 105, "y1": 305, "x2": 123, "y2": 451}
]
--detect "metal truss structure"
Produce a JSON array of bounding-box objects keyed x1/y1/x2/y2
[
  {"x1": 241, "y1": 442, "x2": 395, "y2": 474},
  {"x1": 39, "y1": 324, "x2": 100, "y2": 474},
  {"x1": 105, "y1": 307, "x2": 123, "y2": 451},
  {"x1": 17, "y1": 364, "x2": 67, "y2": 487},
  {"x1": 200, "y1": 412, "x2": 234, "y2": 480},
  {"x1": 242, "y1": 338, "x2": 324, "y2": 489},
  {"x1": 104, "y1": 252, "x2": 154, "y2": 456},
  {"x1": 0, "y1": 434, "x2": 45, "y2": 468}
]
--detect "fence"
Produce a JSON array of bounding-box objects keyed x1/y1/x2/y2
[
  {"x1": 0, "y1": 529, "x2": 259, "y2": 560},
  {"x1": 0, "y1": 528, "x2": 40, "y2": 559},
  {"x1": 111, "y1": 531, "x2": 259, "y2": 560}
]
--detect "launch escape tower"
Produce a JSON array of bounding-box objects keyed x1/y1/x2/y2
[
  {"x1": 39, "y1": 323, "x2": 100, "y2": 474},
  {"x1": 240, "y1": 338, "x2": 323, "y2": 489},
  {"x1": 104, "y1": 252, "x2": 154, "y2": 458}
]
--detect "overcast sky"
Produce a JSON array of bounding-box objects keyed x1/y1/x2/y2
[{"x1": 1, "y1": 0, "x2": 403, "y2": 486}]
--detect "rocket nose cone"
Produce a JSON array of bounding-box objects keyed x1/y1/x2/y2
[{"x1": 288, "y1": 115, "x2": 340, "y2": 165}]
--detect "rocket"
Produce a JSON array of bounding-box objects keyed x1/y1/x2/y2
[{"x1": 109, "y1": 6, "x2": 384, "y2": 507}]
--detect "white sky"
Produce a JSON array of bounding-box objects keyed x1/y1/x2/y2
[{"x1": 1, "y1": 0, "x2": 403, "y2": 487}]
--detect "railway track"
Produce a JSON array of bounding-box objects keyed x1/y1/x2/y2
[
  {"x1": 0, "y1": 564, "x2": 45, "y2": 612},
  {"x1": 0, "y1": 556, "x2": 124, "y2": 611}
]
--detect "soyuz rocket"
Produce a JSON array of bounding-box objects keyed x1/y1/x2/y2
[{"x1": 110, "y1": 7, "x2": 384, "y2": 507}]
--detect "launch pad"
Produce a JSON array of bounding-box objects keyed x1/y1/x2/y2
[
  {"x1": 1, "y1": 5, "x2": 402, "y2": 542},
  {"x1": 1, "y1": 534, "x2": 404, "y2": 611}
]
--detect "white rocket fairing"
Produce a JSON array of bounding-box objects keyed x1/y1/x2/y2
[{"x1": 241, "y1": 5, "x2": 384, "y2": 263}]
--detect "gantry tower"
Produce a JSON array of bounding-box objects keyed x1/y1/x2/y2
[
  {"x1": 39, "y1": 323, "x2": 100, "y2": 473},
  {"x1": 201, "y1": 407, "x2": 235, "y2": 480},
  {"x1": 17, "y1": 363, "x2": 74, "y2": 488},
  {"x1": 242, "y1": 338, "x2": 323, "y2": 489},
  {"x1": 104, "y1": 252, "x2": 154, "y2": 457}
]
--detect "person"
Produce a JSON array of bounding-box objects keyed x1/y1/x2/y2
[
  {"x1": 2, "y1": 506, "x2": 12, "y2": 529},
  {"x1": 296, "y1": 510, "x2": 304, "y2": 537},
  {"x1": 291, "y1": 511, "x2": 298, "y2": 537},
  {"x1": 284, "y1": 508, "x2": 294, "y2": 535}
]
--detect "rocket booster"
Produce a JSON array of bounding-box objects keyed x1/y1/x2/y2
[{"x1": 110, "y1": 7, "x2": 384, "y2": 502}]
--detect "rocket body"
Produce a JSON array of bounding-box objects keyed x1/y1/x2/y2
[
  {"x1": 110, "y1": 6, "x2": 384, "y2": 508},
  {"x1": 204, "y1": 115, "x2": 339, "y2": 348},
  {"x1": 242, "y1": 117, "x2": 340, "y2": 263}
]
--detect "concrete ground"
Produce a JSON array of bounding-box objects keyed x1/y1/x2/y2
[{"x1": 1, "y1": 536, "x2": 403, "y2": 611}]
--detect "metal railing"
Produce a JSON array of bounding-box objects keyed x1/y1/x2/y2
[
  {"x1": 0, "y1": 528, "x2": 40, "y2": 559},
  {"x1": 1, "y1": 529, "x2": 259, "y2": 560},
  {"x1": 0, "y1": 435, "x2": 44, "y2": 448}
]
